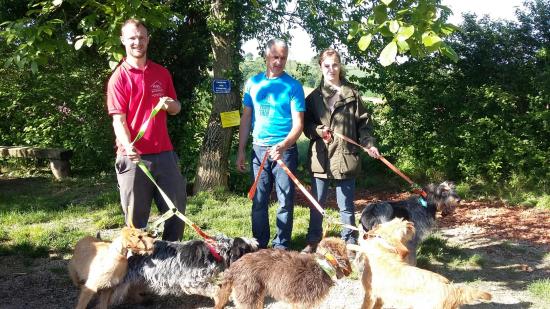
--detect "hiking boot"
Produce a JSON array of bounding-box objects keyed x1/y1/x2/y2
[{"x1": 301, "y1": 242, "x2": 318, "y2": 254}]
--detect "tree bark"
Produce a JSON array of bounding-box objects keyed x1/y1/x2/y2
[{"x1": 194, "y1": 0, "x2": 241, "y2": 194}]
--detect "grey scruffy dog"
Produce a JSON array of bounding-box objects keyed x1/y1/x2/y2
[
  {"x1": 110, "y1": 234, "x2": 258, "y2": 307},
  {"x1": 359, "y1": 181, "x2": 460, "y2": 265}
]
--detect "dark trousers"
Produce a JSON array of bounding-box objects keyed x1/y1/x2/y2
[{"x1": 115, "y1": 151, "x2": 186, "y2": 241}]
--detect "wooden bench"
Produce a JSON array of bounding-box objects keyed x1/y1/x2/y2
[{"x1": 0, "y1": 146, "x2": 73, "y2": 180}]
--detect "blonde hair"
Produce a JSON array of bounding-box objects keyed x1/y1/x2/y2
[{"x1": 121, "y1": 18, "x2": 148, "y2": 35}]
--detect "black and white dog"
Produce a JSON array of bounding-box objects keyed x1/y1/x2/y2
[
  {"x1": 111, "y1": 234, "x2": 258, "y2": 307},
  {"x1": 359, "y1": 181, "x2": 460, "y2": 265}
]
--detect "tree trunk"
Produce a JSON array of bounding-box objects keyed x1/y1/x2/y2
[{"x1": 194, "y1": 0, "x2": 241, "y2": 194}]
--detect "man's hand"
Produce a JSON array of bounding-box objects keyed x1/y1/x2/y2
[
  {"x1": 236, "y1": 150, "x2": 247, "y2": 173},
  {"x1": 160, "y1": 96, "x2": 181, "y2": 115},
  {"x1": 269, "y1": 143, "x2": 287, "y2": 161},
  {"x1": 124, "y1": 144, "x2": 141, "y2": 163}
]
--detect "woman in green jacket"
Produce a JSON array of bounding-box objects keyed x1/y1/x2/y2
[{"x1": 302, "y1": 48, "x2": 380, "y2": 253}]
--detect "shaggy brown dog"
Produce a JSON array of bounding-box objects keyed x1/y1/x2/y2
[
  {"x1": 68, "y1": 227, "x2": 156, "y2": 309},
  {"x1": 215, "y1": 237, "x2": 352, "y2": 309},
  {"x1": 354, "y1": 218, "x2": 491, "y2": 309}
]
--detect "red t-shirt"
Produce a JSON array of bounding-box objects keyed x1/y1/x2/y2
[{"x1": 107, "y1": 60, "x2": 177, "y2": 155}]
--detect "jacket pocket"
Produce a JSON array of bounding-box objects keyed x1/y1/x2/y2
[
  {"x1": 309, "y1": 141, "x2": 327, "y2": 174},
  {"x1": 339, "y1": 151, "x2": 360, "y2": 176}
]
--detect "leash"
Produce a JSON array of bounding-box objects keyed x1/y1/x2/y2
[
  {"x1": 248, "y1": 151, "x2": 269, "y2": 200},
  {"x1": 126, "y1": 98, "x2": 222, "y2": 262},
  {"x1": 331, "y1": 131, "x2": 427, "y2": 198}
]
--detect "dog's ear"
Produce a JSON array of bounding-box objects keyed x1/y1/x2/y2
[
  {"x1": 394, "y1": 242, "x2": 409, "y2": 260},
  {"x1": 229, "y1": 237, "x2": 255, "y2": 264}
]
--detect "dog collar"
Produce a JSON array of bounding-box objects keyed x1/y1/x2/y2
[
  {"x1": 418, "y1": 197, "x2": 427, "y2": 208},
  {"x1": 316, "y1": 257, "x2": 337, "y2": 280}
]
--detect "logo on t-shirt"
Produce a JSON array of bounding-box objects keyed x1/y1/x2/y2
[{"x1": 151, "y1": 80, "x2": 164, "y2": 98}]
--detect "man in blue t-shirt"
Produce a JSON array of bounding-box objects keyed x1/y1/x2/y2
[{"x1": 236, "y1": 38, "x2": 305, "y2": 250}]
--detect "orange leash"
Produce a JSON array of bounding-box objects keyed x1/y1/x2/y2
[
  {"x1": 248, "y1": 151, "x2": 269, "y2": 200},
  {"x1": 331, "y1": 131, "x2": 427, "y2": 198},
  {"x1": 276, "y1": 159, "x2": 326, "y2": 216}
]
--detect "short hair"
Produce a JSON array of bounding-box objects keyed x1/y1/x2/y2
[
  {"x1": 121, "y1": 18, "x2": 148, "y2": 35},
  {"x1": 264, "y1": 39, "x2": 288, "y2": 57}
]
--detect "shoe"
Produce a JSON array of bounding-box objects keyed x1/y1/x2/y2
[{"x1": 301, "y1": 242, "x2": 318, "y2": 254}]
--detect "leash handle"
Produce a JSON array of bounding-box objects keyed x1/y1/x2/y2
[
  {"x1": 276, "y1": 159, "x2": 326, "y2": 216},
  {"x1": 248, "y1": 151, "x2": 269, "y2": 200}
]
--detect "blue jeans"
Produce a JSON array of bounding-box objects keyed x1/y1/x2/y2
[
  {"x1": 250, "y1": 144, "x2": 298, "y2": 249},
  {"x1": 306, "y1": 177, "x2": 358, "y2": 244}
]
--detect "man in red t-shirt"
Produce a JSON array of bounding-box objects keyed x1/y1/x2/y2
[{"x1": 106, "y1": 18, "x2": 186, "y2": 241}]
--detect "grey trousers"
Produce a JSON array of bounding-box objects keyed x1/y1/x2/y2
[{"x1": 115, "y1": 151, "x2": 187, "y2": 241}]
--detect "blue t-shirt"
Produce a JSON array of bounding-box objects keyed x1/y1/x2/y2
[{"x1": 243, "y1": 72, "x2": 306, "y2": 146}]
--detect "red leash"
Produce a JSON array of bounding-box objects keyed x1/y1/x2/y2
[
  {"x1": 331, "y1": 131, "x2": 427, "y2": 198},
  {"x1": 248, "y1": 151, "x2": 269, "y2": 200}
]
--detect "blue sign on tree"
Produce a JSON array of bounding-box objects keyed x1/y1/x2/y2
[{"x1": 212, "y1": 79, "x2": 231, "y2": 94}]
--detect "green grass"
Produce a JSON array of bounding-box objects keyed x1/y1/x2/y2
[
  {"x1": 417, "y1": 234, "x2": 484, "y2": 270},
  {"x1": 528, "y1": 278, "x2": 550, "y2": 302},
  {"x1": 0, "y1": 174, "x2": 349, "y2": 257}
]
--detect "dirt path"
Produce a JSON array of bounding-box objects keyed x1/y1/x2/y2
[{"x1": 0, "y1": 194, "x2": 548, "y2": 309}]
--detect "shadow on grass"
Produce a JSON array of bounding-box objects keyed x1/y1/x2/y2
[{"x1": 417, "y1": 235, "x2": 549, "y2": 307}]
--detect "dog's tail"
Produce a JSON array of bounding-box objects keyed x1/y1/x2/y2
[
  {"x1": 453, "y1": 284, "x2": 492, "y2": 305},
  {"x1": 214, "y1": 279, "x2": 233, "y2": 309}
]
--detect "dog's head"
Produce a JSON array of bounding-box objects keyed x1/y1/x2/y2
[
  {"x1": 229, "y1": 237, "x2": 259, "y2": 265},
  {"x1": 317, "y1": 237, "x2": 352, "y2": 279},
  {"x1": 360, "y1": 218, "x2": 415, "y2": 260},
  {"x1": 425, "y1": 181, "x2": 461, "y2": 217},
  {"x1": 120, "y1": 227, "x2": 156, "y2": 255}
]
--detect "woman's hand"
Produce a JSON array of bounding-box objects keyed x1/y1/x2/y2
[
  {"x1": 365, "y1": 146, "x2": 380, "y2": 159},
  {"x1": 321, "y1": 128, "x2": 333, "y2": 144}
]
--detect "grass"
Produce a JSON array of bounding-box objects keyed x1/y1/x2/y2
[
  {"x1": 528, "y1": 278, "x2": 550, "y2": 302},
  {"x1": 416, "y1": 234, "x2": 485, "y2": 270},
  {"x1": 0, "y1": 174, "x2": 347, "y2": 257}
]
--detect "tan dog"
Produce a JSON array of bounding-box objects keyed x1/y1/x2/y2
[
  {"x1": 68, "y1": 227, "x2": 156, "y2": 309},
  {"x1": 353, "y1": 218, "x2": 491, "y2": 309},
  {"x1": 215, "y1": 237, "x2": 352, "y2": 309}
]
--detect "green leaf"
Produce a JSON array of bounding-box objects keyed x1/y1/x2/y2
[
  {"x1": 373, "y1": 5, "x2": 388, "y2": 24},
  {"x1": 379, "y1": 41, "x2": 397, "y2": 66},
  {"x1": 422, "y1": 31, "x2": 441, "y2": 47},
  {"x1": 31, "y1": 61, "x2": 38, "y2": 74},
  {"x1": 381, "y1": 0, "x2": 393, "y2": 5},
  {"x1": 74, "y1": 38, "x2": 85, "y2": 50},
  {"x1": 389, "y1": 20, "x2": 399, "y2": 33},
  {"x1": 396, "y1": 25, "x2": 414, "y2": 41},
  {"x1": 358, "y1": 34, "x2": 372, "y2": 51},
  {"x1": 43, "y1": 28, "x2": 53, "y2": 36},
  {"x1": 397, "y1": 40, "x2": 410, "y2": 52},
  {"x1": 440, "y1": 43, "x2": 458, "y2": 62}
]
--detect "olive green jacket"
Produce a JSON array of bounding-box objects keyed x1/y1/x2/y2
[{"x1": 304, "y1": 80, "x2": 376, "y2": 179}]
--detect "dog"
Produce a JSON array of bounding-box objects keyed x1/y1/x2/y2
[
  {"x1": 215, "y1": 237, "x2": 352, "y2": 309},
  {"x1": 110, "y1": 234, "x2": 258, "y2": 307},
  {"x1": 360, "y1": 181, "x2": 460, "y2": 265},
  {"x1": 68, "y1": 226, "x2": 156, "y2": 309},
  {"x1": 353, "y1": 218, "x2": 491, "y2": 309}
]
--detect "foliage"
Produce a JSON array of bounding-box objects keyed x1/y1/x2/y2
[
  {"x1": 352, "y1": 1, "x2": 549, "y2": 197},
  {"x1": 296, "y1": 0, "x2": 458, "y2": 66},
  {"x1": 0, "y1": 1, "x2": 212, "y2": 175}
]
